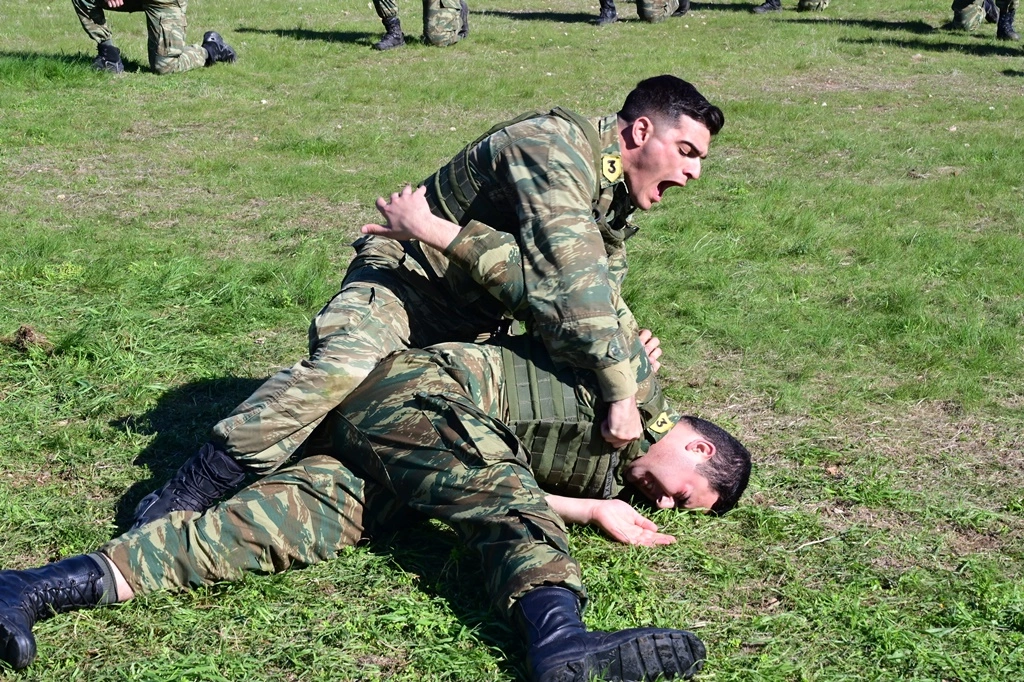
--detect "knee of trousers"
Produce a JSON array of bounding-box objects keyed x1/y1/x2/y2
[
  {"x1": 424, "y1": 27, "x2": 462, "y2": 46},
  {"x1": 637, "y1": 0, "x2": 678, "y2": 22},
  {"x1": 423, "y1": 0, "x2": 464, "y2": 45}
]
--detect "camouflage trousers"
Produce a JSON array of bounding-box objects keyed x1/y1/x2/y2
[
  {"x1": 372, "y1": 0, "x2": 467, "y2": 47},
  {"x1": 211, "y1": 236, "x2": 503, "y2": 474},
  {"x1": 103, "y1": 348, "x2": 584, "y2": 617},
  {"x1": 951, "y1": 0, "x2": 1017, "y2": 31},
  {"x1": 635, "y1": 0, "x2": 681, "y2": 23},
  {"x1": 71, "y1": 0, "x2": 208, "y2": 74}
]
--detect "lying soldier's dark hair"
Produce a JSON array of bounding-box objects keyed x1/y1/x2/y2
[
  {"x1": 683, "y1": 415, "x2": 751, "y2": 515},
  {"x1": 619, "y1": 74, "x2": 725, "y2": 136}
]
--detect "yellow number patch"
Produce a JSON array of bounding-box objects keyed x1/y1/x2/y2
[
  {"x1": 649, "y1": 412, "x2": 674, "y2": 434},
  {"x1": 602, "y1": 154, "x2": 623, "y2": 183}
]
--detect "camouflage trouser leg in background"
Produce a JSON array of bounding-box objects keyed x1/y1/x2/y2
[
  {"x1": 423, "y1": 0, "x2": 465, "y2": 46},
  {"x1": 71, "y1": 0, "x2": 208, "y2": 74},
  {"x1": 101, "y1": 454, "x2": 408, "y2": 593},
  {"x1": 372, "y1": 0, "x2": 399, "y2": 20},
  {"x1": 338, "y1": 348, "x2": 585, "y2": 615},
  {"x1": 72, "y1": 0, "x2": 116, "y2": 43},
  {"x1": 951, "y1": 0, "x2": 990, "y2": 29},
  {"x1": 951, "y1": 0, "x2": 1016, "y2": 29},
  {"x1": 636, "y1": 0, "x2": 680, "y2": 23}
]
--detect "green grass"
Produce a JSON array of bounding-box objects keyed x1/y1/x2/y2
[{"x1": 2, "y1": 0, "x2": 1023, "y2": 679}]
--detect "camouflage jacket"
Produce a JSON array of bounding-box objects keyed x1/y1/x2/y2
[{"x1": 388, "y1": 112, "x2": 641, "y2": 402}]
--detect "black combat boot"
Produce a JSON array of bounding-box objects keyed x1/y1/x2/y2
[
  {"x1": 202, "y1": 31, "x2": 237, "y2": 66},
  {"x1": 516, "y1": 586, "x2": 705, "y2": 682},
  {"x1": 673, "y1": 0, "x2": 691, "y2": 16},
  {"x1": 597, "y1": 0, "x2": 618, "y2": 25},
  {"x1": 984, "y1": 0, "x2": 1000, "y2": 23},
  {"x1": 374, "y1": 17, "x2": 405, "y2": 50},
  {"x1": 997, "y1": 5, "x2": 1019, "y2": 40},
  {"x1": 131, "y1": 442, "x2": 247, "y2": 529},
  {"x1": 458, "y1": 0, "x2": 470, "y2": 38},
  {"x1": 92, "y1": 42, "x2": 124, "y2": 74},
  {"x1": 751, "y1": 0, "x2": 782, "y2": 13},
  {"x1": 0, "y1": 554, "x2": 114, "y2": 670}
]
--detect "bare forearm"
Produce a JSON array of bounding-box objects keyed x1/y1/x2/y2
[{"x1": 545, "y1": 494, "x2": 597, "y2": 526}]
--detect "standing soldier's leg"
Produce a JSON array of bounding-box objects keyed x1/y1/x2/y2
[
  {"x1": 997, "y1": 0, "x2": 1020, "y2": 39},
  {"x1": 143, "y1": 0, "x2": 212, "y2": 74},
  {"x1": 71, "y1": 0, "x2": 130, "y2": 72},
  {"x1": 372, "y1": 0, "x2": 406, "y2": 50},
  {"x1": 422, "y1": 0, "x2": 468, "y2": 46},
  {"x1": 752, "y1": 0, "x2": 782, "y2": 13},
  {"x1": 635, "y1": 0, "x2": 679, "y2": 23},
  {"x1": 596, "y1": 0, "x2": 617, "y2": 25},
  {"x1": 951, "y1": 0, "x2": 989, "y2": 30}
]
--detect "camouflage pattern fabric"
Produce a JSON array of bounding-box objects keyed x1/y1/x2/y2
[
  {"x1": 211, "y1": 236, "x2": 506, "y2": 473},
  {"x1": 950, "y1": 0, "x2": 1016, "y2": 29},
  {"x1": 797, "y1": 0, "x2": 829, "y2": 10},
  {"x1": 636, "y1": 0, "x2": 681, "y2": 22},
  {"x1": 952, "y1": 0, "x2": 989, "y2": 29},
  {"x1": 104, "y1": 344, "x2": 587, "y2": 616},
  {"x1": 372, "y1": 0, "x2": 398, "y2": 19},
  {"x1": 72, "y1": 0, "x2": 208, "y2": 74},
  {"x1": 422, "y1": 113, "x2": 642, "y2": 402},
  {"x1": 423, "y1": 0, "x2": 465, "y2": 46},
  {"x1": 372, "y1": 0, "x2": 467, "y2": 46},
  {"x1": 214, "y1": 112, "x2": 643, "y2": 474}
]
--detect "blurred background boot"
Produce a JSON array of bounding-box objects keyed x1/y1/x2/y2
[{"x1": 374, "y1": 17, "x2": 405, "y2": 50}]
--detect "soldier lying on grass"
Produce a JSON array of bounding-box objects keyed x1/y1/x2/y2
[{"x1": 0, "y1": 337, "x2": 750, "y2": 681}]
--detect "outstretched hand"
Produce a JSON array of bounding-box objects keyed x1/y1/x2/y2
[
  {"x1": 590, "y1": 499, "x2": 675, "y2": 546},
  {"x1": 360, "y1": 184, "x2": 459, "y2": 250}
]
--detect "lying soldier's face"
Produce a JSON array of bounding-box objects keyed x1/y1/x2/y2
[{"x1": 624, "y1": 422, "x2": 719, "y2": 512}]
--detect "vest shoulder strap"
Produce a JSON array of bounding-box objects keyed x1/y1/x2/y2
[{"x1": 427, "y1": 108, "x2": 604, "y2": 225}]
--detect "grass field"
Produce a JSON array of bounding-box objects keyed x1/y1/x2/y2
[{"x1": 1, "y1": 0, "x2": 1023, "y2": 679}]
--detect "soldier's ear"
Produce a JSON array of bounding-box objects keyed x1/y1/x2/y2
[
  {"x1": 628, "y1": 116, "x2": 654, "y2": 147},
  {"x1": 685, "y1": 438, "x2": 715, "y2": 462}
]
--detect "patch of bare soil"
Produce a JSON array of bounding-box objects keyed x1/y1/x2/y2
[{"x1": 1, "y1": 324, "x2": 53, "y2": 354}]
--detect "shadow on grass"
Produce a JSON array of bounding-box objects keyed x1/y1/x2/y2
[
  {"x1": 375, "y1": 522, "x2": 526, "y2": 681},
  {"x1": 784, "y1": 18, "x2": 937, "y2": 34},
  {"x1": 108, "y1": 376, "x2": 263, "y2": 531},
  {"x1": 478, "y1": 9, "x2": 598, "y2": 24},
  {"x1": 0, "y1": 50, "x2": 148, "y2": 79},
  {"x1": 689, "y1": 2, "x2": 762, "y2": 13},
  {"x1": 236, "y1": 26, "x2": 376, "y2": 47},
  {"x1": 841, "y1": 35, "x2": 1022, "y2": 58}
]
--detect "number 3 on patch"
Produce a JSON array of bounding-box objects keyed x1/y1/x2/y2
[
  {"x1": 602, "y1": 154, "x2": 623, "y2": 183},
  {"x1": 649, "y1": 412, "x2": 674, "y2": 434}
]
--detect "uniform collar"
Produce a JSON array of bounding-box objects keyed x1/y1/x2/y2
[{"x1": 594, "y1": 114, "x2": 624, "y2": 191}]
